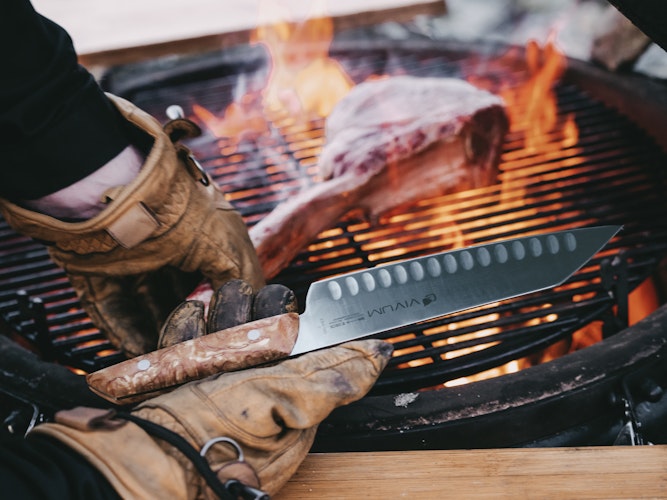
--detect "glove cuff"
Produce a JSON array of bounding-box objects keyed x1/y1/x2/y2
[
  {"x1": 0, "y1": 94, "x2": 212, "y2": 273},
  {"x1": 32, "y1": 408, "x2": 189, "y2": 499},
  {"x1": 32, "y1": 407, "x2": 264, "y2": 500}
]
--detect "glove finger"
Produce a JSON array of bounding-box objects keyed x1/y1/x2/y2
[
  {"x1": 147, "y1": 339, "x2": 393, "y2": 438},
  {"x1": 252, "y1": 284, "x2": 298, "y2": 320},
  {"x1": 255, "y1": 339, "x2": 393, "y2": 430},
  {"x1": 264, "y1": 339, "x2": 394, "y2": 429},
  {"x1": 135, "y1": 339, "x2": 392, "y2": 496},
  {"x1": 68, "y1": 274, "x2": 161, "y2": 357},
  {"x1": 207, "y1": 279, "x2": 254, "y2": 332},
  {"x1": 138, "y1": 267, "x2": 203, "y2": 326},
  {"x1": 196, "y1": 201, "x2": 265, "y2": 292},
  {"x1": 157, "y1": 300, "x2": 206, "y2": 349}
]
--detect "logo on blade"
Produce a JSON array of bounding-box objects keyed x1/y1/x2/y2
[
  {"x1": 367, "y1": 293, "x2": 437, "y2": 317},
  {"x1": 422, "y1": 293, "x2": 436, "y2": 306}
]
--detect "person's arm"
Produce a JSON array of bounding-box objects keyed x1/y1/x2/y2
[
  {"x1": 1, "y1": 0, "x2": 130, "y2": 200},
  {"x1": 1, "y1": 2, "x2": 265, "y2": 356},
  {"x1": 25, "y1": 282, "x2": 392, "y2": 498},
  {"x1": 0, "y1": 433, "x2": 120, "y2": 500}
]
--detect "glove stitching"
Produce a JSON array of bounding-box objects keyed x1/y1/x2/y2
[
  {"x1": 184, "y1": 388, "x2": 308, "y2": 479},
  {"x1": 191, "y1": 384, "x2": 264, "y2": 445},
  {"x1": 74, "y1": 274, "x2": 122, "y2": 349}
]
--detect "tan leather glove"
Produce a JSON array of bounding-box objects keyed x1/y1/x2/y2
[
  {"x1": 0, "y1": 94, "x2": 264, "y2": 357},
  {"x1": 157, "y1": 278, "x2": 297, "y2": 349},
  {"x1": 32, "y1": 339, "x2": 392, "y2": 499},
  {"x1": 86, "y1": 279, "x2": 302, "y2": 405}
]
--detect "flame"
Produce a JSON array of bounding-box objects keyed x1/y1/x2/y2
[
  {"x1": 561, "y1": 113, "x2": 579, "y2": 148},
  {"x1": 191, "y1": 93, "x2": 269, "y2": 142},
  {"x1": 499, "y1": 36, "x2": 576, "y2": 153},
  {"x1": 193, "y1": 0, "x2": 353, "y2": 141},
  {"x1": 253, "y1": 0, "x2": 353, "y2": 117}
]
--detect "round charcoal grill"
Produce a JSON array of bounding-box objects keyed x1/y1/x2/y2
[{"x1": 1, "y1": 40, "x2": 667, "y2": 448}]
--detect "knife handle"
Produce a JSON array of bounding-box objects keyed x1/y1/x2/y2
[{"x1": 86, "y1": 313, "x2": 300, "y2": 405}]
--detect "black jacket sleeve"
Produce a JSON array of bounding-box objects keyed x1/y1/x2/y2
[
  {"x1": 0, "y1": 433, "x2": 120, "y2": 499},
  {"x1": 0, "y1": 0, "x2": 130, "y2": 200}
]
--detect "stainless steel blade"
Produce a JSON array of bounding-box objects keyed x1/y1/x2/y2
[{"x1": 291, "y1": 225, "x2": 621, "y2": 355}]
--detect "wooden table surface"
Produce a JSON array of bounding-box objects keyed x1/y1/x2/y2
[{"x1": 275, "y1": 446, "x2": 667, "y2": 499}]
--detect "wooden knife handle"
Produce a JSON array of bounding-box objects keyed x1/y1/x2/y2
[{"x1": 86, "y1": 313, "x2": 299, "y2": 405}]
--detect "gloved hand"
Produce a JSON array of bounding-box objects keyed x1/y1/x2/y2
[
  {"x1": 33, "y1": 340, "x2": 391, "y2": 498},
  {"x1": 0, "y1": 94, "x2": 264, "y2": 357},
  {"x1": 157, "y1": 278, "x2": 297, "y2": 349},
  {"x1": 31, "y1": 280, "x2": 393, "y2": 499},
  {"x1": 86, "y1": 280, "x2": 302, "y2": 405}
]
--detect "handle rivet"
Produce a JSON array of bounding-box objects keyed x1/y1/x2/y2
[
  {"x1": 247, "y1": 329, "x2": 261, "y2": 341},
  {"x1": 137, "y1": 359, "x2": 151, "y2": 371}
]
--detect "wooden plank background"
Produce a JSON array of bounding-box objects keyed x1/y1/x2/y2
[{"x1": 276, "y1": 447, "x2": 667, "y2": 499}]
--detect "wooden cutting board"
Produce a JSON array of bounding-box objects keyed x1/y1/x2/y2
[{"x1": 275, "y1": 446, "x2": 667, "y2": 499}]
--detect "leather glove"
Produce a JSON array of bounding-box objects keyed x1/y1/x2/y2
[
  {"x1": 157, "y1": 278, "x2": 297, "y2": 349},
  {"x1": 31, "y1": 280, "x2": 392, "y2": 498},
  {"x1": 0, "y1": 94, "x2": 264, "y2": 357},
  {"x1": 85, "y1": 280, "x2": 303, "y2": 405}
]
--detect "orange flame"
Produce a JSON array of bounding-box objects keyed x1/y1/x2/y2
[
  {"x1": 500, "y1": 36, "x2": 577, "y2": 153},
  {"x1": 194, "y1": 0, "x2": 353, "y2": 141},
  {"x1": 252, "y1": 0, "x2": 353, "y2": 118},
  {"x1": 561, "y1": 113, "x2": 579, "y2": 148},
  {"x1": 191, "y1": 93, "x2": 269, "y2": 142}
]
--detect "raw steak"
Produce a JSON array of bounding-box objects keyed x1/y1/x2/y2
[
  {"x1": 251, "y1": 76, "x2": 509, "y2": 279},
  {"x1": 188, "y1": 75, "x2": 509, "y2": 306}
]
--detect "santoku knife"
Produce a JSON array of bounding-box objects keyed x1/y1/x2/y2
[{"x1": 87, "y1": 225, "x2": 621, "y2": 404}]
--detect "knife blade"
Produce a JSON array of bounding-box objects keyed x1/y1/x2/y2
[
  {"x1": 293, "y1": 225, "x2": 621, "y2": 355},
  {"x1": 86, "y1": 225, "x2": 621, "y2": 404}
]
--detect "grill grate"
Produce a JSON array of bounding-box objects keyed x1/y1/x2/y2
[{"x1": 1, "y1": 42, "x2": 667, "y2": 392}]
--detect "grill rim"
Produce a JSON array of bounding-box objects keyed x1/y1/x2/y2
[{"x1": 313, "y1": 301, "x2": 667, "y2": 451}]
